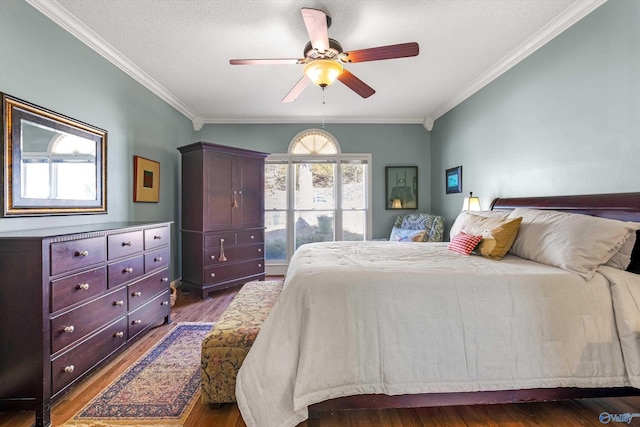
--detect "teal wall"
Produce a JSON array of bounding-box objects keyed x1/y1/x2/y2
[
  {"x1": 196, "y1": 123, "x2": 430, "y2": 239},
  {"x1": 431, "y1": 0, "x2": 640, "y2": 238},
  {"x1": 0, "y1": 0, "x2": 195, "y2": 278}
]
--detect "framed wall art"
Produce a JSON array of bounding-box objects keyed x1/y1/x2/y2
[
  {"x1": 446, "y1": 166, "x2": 462, "y2": 194},
  {"x1": 385, "y1": 166, "x2": 418, "y2": 209},
  {"x1": 133, "y1": 155, "x2": 160, "y2": 202}
]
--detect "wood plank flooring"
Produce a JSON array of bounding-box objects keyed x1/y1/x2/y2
[{"x1": 2, "y1": 279, "x2": 640, "y2": 427}]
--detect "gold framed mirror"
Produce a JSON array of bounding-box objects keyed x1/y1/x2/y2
[{"x1": 1, "y1": 93, "x2": 107, "y2": 216}]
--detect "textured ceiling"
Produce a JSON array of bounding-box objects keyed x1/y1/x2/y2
[{"x1": 27, "y1": 0, "x2": 606, "y2": 130}]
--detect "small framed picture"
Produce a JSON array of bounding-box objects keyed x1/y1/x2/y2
[
  {"x1": 385, "y1": 166, "x2": 418, "y2": 209},
  {"x1": 445, "y1": 166, "x2": 462, "y2": 194},
  {"x1": 133, "y1": 156, "x2": 160, "y2": 202}
]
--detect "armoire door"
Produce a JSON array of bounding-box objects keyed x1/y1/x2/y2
[
  {"x1": 204, "y1": 152, "x2": 234, "y2": 231},
  {"x1": 236, "y1": 156, "x2": 265, "y2": 229}
]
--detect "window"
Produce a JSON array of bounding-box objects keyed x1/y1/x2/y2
[{"x1": 264, "y1": 129, "x2": 372, "y2": 274}]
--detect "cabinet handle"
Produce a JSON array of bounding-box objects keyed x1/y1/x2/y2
[
  {"x1": 63, "y1": 325, "x2": 75, "y2": 333},
  {"x1": 76, "y1": 250, "x2": 89, "y2": 257},
  {"x1": 154, "y1": 256, "x2": 162, "y2": 262},
  {"x1": 124, "y1": 267, "x2": 134, "y2": 274},
  {"x1": 154, "y1": 235, "x2": 162, "y2": 240},
  {"x1": 210, "y1": 273, "x2": 216, "y2": 278},
  {"x1": 161, "y1": 277, "x2": 169, "y2": 282},
  {"x1": 121, "y1": 242, "x2": 132, "y2": 247},
  {"x1": 64, "y1": 365, "x2": 75, "y2": 373},
  {"x1": 114, "y1": 300, "x2": 124, "y2": 306},
  {"x1": 218, "y1": 238, "x2": 227, "y2": 262},
  {"x1": 231, "y1": 190, "x2": 238, "y2": 208},
  {"x1": 77, "y1": 283, "x2": 90, "y2": 290},
  {"x1": 161, "y1": 301, "x2": 169, "y2": 306},
  {"x1": 114, "y1": 331, "x2": 124, "y2": 338},
  {"x1": 132, "y1": 319, "x2": 142, "y2": 325},
  {"x1": 132, "y1": 291, "x2": 142, "y2": 297}
]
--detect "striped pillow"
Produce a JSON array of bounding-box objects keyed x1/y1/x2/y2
[{"x1": 448, "y1": 232, "x2": 482, "y2": 255}]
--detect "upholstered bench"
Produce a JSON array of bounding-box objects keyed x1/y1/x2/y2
[{"x1": 200, "y1": 280, "x2": 284, "y2": 407}]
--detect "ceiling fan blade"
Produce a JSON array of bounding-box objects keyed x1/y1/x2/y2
[
  {"x1": 230, "y1": 58, "x2": 304, "y2": 65},
  {"x1": 341, "y1": 42, "x2": 419, "y2": 63},
  {"x1": 337, "y1": 69, "x2": 375, "y2": 99},
  {"x1": 301, "y1": 8, "x2": 329, "y2": 52},
  {"x1": 282, "y1": 75, "x2": 310, "y2": 103}
]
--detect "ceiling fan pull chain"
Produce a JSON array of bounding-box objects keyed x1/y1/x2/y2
[{"x1": 321, "y1": 87, "x2": 326, "y2": 128}]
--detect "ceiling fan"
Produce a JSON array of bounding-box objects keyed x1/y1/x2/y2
[{"x1": 229, "y1": 7, "x2": 419, "y2": 103}]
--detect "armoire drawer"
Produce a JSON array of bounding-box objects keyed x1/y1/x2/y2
[
  {"x1": 144, "y1": 247, "x2": 170, "y2": 273},
  {"x1": 204, "y1": 231, "x2": 236, "y2": 248},
  {"x1": 51, "y1": 287, "x2": 128, "y2": 354},
  {"x1": 204, "y1": 259, "x2": 264, "y2": 285},
  {"x1": 50, "y1": 236, "x2": 106, "y2": 276},
  {"x1": 50, "y1": 267, "x2": 107, "y2": 313},
  {"x1": 204, "y1": 243, "x2": 264, "y2": 267},
  {"x1": 128, "y1": 290, "x2": 171, "y2": 339},
  {"x1": 144, "y1": 226, "x2": 170, "y2": 250},
  {"x1": 128, "y1": 268, "x2": 170, "y2": 311},
  {"x1": 108, "y1": 255, "x2": 144, "y2": 288},
  {"x1": 51, "y1": 316, "x2": 128, "y2": 395},
  {"x1": 237, "y1": 229, "x2": 264, "y2": 245},
  {"x1": 107, "y1": 230, "x2": 144, "y2": 260}
]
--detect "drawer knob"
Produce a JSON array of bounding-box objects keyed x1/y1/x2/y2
[
  {"x1": 63, "y1": 325, "x2": 75, "y2": 333},
  {"x1": 258, "y1": 248, "x2": 262, "y2": 253},
  {"x1": 161, "y1": 301, "x2": 169, "y2": 306},
  {"x1": 114, "y1": 331, "x2": 124, "y2": 338},
  {"x1": 154, "y1": 235, "x2": 162, "y2": 240},
  {"x1": 250, "y1": 235, "x2": 255, "y2": 239},
  {"x1": 210, "y1": 273, "x2": 216, "y2": 278},
  {"x1": 258, "y1": 263, "x2": 262, "y2": 268},
  {"x1": 161, "y1": 277, "x2": 169, "y2": 282},
  {"x1": 154, "y1": 257, "x2": 162, "y2": 262},
  {"x1": 132, "y1": 319, "x2": 142, "y2": 325},
  {"x1": 124, "y1": 267, "x2": 134, "y2": 274},
  {"x1": 114, "y1": 300, "x2": 124, "y2": 306},
  {"x1": 77, "y1": 283, "x2": 90, "y2": 290},
  {"x1": 76, "y1": 250, "x2": 89, "y2": 257},
  {"x1": 133, "y1": 291, "x2": 142, "y2": 297},
  {"x1": 122, "y1": 241, "x2": 132, "y2": 247},
  {"x1": 64, "y1": 365, "x2": 75, "y2": 373}
]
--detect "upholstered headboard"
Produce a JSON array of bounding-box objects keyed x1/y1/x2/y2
[{"x1": 490, "y1": 192, "x2": 640, "y2": 222}]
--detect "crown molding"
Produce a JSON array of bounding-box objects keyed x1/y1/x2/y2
[
  {"x1": 25, "y1": 0, "x2": 198, "y2": 121},
  {"x1": 198, "y1": 116, "x2": 425, "y2": 126},
  {"x1": 427, "y1": 0, "x2": 608, "y2": 127}
]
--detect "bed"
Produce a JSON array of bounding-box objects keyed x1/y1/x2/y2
[{"x1": 235, "y1": 192, "x2": 640, "y2": 427}]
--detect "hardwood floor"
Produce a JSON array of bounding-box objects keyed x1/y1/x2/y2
[{"x1": 2, "y1": 279, "x2": 640, "y2": 427}]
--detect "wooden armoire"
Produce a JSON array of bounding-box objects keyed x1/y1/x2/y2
[{"x1": 178, "y1": 142, "x2": 269, "y2": 299}]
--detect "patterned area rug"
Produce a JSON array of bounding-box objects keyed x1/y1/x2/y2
[{"x1": 62, "y1": 322, "x2": 214, "y2": 427}]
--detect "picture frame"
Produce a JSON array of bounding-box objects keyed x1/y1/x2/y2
[
  {"x1": 385, "y1": 166, "x2": 418, "y2": 210},
  {"x1": 133, "y1": 155, "x2": 160, "y2": 202},
  {"x1": 1, "y1": 93, "x2": 107, "y2": 217},
  {"x1": 446, "y1": 166, "x2": 462, "y2": 194}
]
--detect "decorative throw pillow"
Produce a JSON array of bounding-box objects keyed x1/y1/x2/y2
[
  {"x1": 389, "y1": 227, "x2": 426, "y2": 242},
  {"x1": 508, "y1": 208, "x2": 635, "y2": 280},
  {"x1": 448, "y1": 232, "x2": 483, "y2": 255},
  {"x1": 459, "y1": 214, "x2": 523, "y2": 260},
  {"x1": 449, "y1": 210, "x2": 510, "y2": 241}
]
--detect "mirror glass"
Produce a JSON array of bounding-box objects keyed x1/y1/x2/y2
[{"x1": 2, "y1": 94, "x2": 107, "y2": 216}]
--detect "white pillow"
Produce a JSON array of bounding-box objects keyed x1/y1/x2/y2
[
  {"x1": 606, "y1": 223, "x2": 640, "y2": 270},
  {"x1": 507, "y1": 208, "x2": 635, "y2": 280},
  {"x1": 449, "y1": 210, "x2": 510, "y2": 241}
]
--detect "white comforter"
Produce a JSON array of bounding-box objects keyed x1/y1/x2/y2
[{"x1": 236, "y1": 242, "x2": 635, "y2": 427}]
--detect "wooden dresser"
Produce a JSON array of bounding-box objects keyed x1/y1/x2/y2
[
  {"x1": 0, "y1": 221, "x2": 172, "y2": 427},
  {"x1": 178, "y1": 142, "x2": 268, "y2": 299}
]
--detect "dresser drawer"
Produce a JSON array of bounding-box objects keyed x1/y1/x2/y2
[
  {"x1": 237, "y1": 229, "x2": 264, "y2": 245},
  {"x1": 204, "y1": 243, "x2": 263, "y2": 267},
  {"x1": 128, "y1": 290, "x2": 171, "y2": 340},
  {"x1": 51, "y1": 236, "x2": 106, "y2": 276},
  {"x1": 128, "y1": 269, "x2": 170, "y2": 311},
  {"x1": 204, "y1": 259, "x2": 264, "y2": 285},
  {"x1": 144, "y1": 247, "x2": 170, "y2": 273},
  {"x1": 51, "y1": 316, "x2": 128, "y2": 395},
  {"x1": 108, "y1": 255, "x2": 144, "y2": 288},
  {"x1": 51, "y1": 287, "x2": 127, "y2": 354},
  {"x1": 50, "y1": 267, "x2": 107, "y2": 312},
  {"x1": 204, "y1": 231, "x2": 236, "y2": 248},
  {"x1": 144, "y1": 226, "x2": 170, "y2": 250},
  {"x1": 108, "y1": 230, "x2": 144, "y2": 260}
]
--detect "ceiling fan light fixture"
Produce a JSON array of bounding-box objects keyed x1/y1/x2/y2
[{"x1": 304, "y1": 60, "x2": 343, "y2": 87}]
